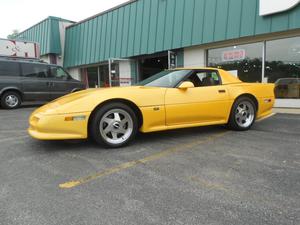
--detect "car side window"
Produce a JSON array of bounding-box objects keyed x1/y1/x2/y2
[
  {"x1": 186, "y1": 71, "x2": 221, "y2": 87},
  {"x1": 0, "y1": 61, "x2": 20, "y2": 77},
  {"x1": 49, "y1": 67, "x2": 69, "y2": 80},
  {"x1": 21, "y1": 63, "x2": 49, "y2": 78}
]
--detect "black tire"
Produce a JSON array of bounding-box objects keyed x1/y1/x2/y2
[
  {"x1": 1, "y1": 91, "x2": 22, "y2": 109},
  {"x1": 227, "y1": 97, "x2": 257, "y2": 131},
  {"x1": 90, "y1": 102, "x2": 138, "y2": 148}
]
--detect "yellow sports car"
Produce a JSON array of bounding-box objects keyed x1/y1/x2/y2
[{"x1": 28, "y1": 68, "x2": 275, "y2": 148}]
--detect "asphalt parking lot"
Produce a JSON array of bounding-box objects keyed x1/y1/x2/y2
[{"x1": 0, "y1": 106, "x2": 299, "y2": 225}]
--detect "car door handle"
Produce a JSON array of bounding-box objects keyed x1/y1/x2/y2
[
  {"x1": 218, "y1": 89, "x2": 226, "y2": 93},
  {"x1": 47, "y1": 82, "x2": 54, "y2": 87}
]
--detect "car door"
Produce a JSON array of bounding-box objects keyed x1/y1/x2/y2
[
  {"x1": 165, "y1": 70, "x2": 232, "y2": 126},
  {"x1": 48, "y1": 66, "x2": 78, "y2": 100},
  {"x1": 0, "y1": 61, "x2": 22, "y2": 93},
  {"x1": 20, "y1": 62, "x2": 51, "y2": 101}
]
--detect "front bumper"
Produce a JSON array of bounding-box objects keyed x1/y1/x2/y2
[{"x1": 28, "y1": 112, "x2": 91, "y2": 140}]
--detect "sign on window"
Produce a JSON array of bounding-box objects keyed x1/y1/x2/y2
[
  {"x1": 168, "y1": 51, "x2": 177, "y2": 69},
  {"x1": 222, "y1": 49, "x2": 246, "y2": 62}
]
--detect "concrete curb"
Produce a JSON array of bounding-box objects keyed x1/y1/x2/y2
[{"x1": 273, "y1": 108, "x2": 300, "y2": 115}]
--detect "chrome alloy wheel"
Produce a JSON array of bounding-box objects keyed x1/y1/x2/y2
[
  {"x1": 234, "y1": 101, "x2": 255, "y2": 128},
  {"x1": 99, "y1": 109, "x2": 133, "y2": 145},
  {"x1": 5, "y1": 95, "x2": 19, "y2": 108}
]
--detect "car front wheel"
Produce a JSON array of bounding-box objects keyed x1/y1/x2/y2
[
  {"x1": 228, "y1": 97, "x2": 257, "y2": 131},
  {"x1": 90, "y1": 103, "x2": 138, "y2": 148}
]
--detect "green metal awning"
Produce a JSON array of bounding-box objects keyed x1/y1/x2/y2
[
  {"x1": 62, "y1": 0, "x2": 300, "y2": 68},
  {"x1": 16, "y1": 16, "x2": 74, "y2": 56}
]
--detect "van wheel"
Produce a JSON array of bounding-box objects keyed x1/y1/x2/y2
[
  {"x1": 1, "y1": 91, "x2": 22, "y2": 109},
  {"x1": 90, "y1": 103, "x2": 138, "y2": 148}
]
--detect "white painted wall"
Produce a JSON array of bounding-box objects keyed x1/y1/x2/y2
[
  {"x1": 119, "y1": 61, "x2": 132, "y2": 86},
  {"x1": 40, "y1": 55, "x2": 50, "y2": 64},
  {"x1": 56, "y1": 55, "x2": 63, "y2": 66},
  {"x1": 184, "y1": 46, "x2": 206, "y2": 67},
  {"x1": 67, "y1": 67, "x2": 81, "y2": 81}
]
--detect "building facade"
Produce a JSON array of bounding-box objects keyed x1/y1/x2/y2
[
  {"x1": 16, "y1": 0, "x2": 300, "y2": 107},
  {"x1": 17, "y1": 16, "x2": 74, "y2": 66}
]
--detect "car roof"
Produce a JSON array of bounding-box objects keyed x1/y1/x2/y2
[
  {"x1": 0, "y1": 58, "x2": 59, "y2": 67},
  {"x1": 172, "y1": 67, "x2": 220, "y2": 71}
]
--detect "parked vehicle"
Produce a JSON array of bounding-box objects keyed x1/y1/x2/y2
[
  {"x1": 0, "y1": 38, "x2": 40, "y2": 59},
  {"x1": 0, "y1": 59, "x2": 85, "y2": 109},
  {"x1": 275, "y1": 78, "x2": 300, "y2": 99},
  {"x1": 28, "y1": 68, "x2": 275, "y2": 148}
]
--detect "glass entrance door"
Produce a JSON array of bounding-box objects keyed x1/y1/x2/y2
[
  {"x1": 99, "y1": 65, "x2": 110, "y2": 87},
  {"x1": 109, "y1": 62, "x2": 120, "y2": 87},
  {"x1": 86, "y1": 67, "x2": 99, "y2": 88},
  {"x1": 138, "y1": 54, "x2": 169, "y2": 81}
]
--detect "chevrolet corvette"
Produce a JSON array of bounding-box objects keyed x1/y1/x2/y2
[{"x1": 28, "y1": 68, "x2": 275, "y2": 148}]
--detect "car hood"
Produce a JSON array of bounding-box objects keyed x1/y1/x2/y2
[{"x1": 33, "y1": 86, "x2": 166, "y2": 115}]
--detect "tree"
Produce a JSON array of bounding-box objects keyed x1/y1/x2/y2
[{"x1": 7, "y1": 29, "x2": 20, "y2": 40}]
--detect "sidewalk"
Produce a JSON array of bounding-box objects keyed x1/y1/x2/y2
[{"x1": 273, "y1": 108, "x2": 300, "y2": 115}]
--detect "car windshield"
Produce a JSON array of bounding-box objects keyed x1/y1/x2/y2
[{"x1": 138, "y1": 70, "x2": 192, "y2": 88}]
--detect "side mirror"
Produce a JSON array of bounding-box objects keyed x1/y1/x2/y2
[{"x1": 178, "y1": 81, "x2": 195, "y2": 90}]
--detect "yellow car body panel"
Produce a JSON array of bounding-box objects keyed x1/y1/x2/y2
[
  {"x1": 165, "y1": 85, "x2": 231, "y2": 125},
  {"x1": 29, "y1": 112, "x2": 91, "y2": 140},
  {"x1": 28, "y1": 68, "x2": 275, "y2": 140}
]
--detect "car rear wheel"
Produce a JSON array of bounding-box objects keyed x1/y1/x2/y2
[
  {"x1": 228, "y1": 97, "x2": 256, "y2": 131},
  {"x1": 1, "y1": 91, "x2": 22, "y2": 109},
  {"x1": 90, "y1": 103, "x2": 138, "y2": 148}
]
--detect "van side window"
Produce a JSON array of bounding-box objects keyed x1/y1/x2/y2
[
  {"x1": 49, "y1": 67, "x2": 69, "y2": 79},
  {"x1": 21, "y1": 63, "x2": 49, "y2": 78},
  {"x1": 0, "y1": 61, "x2": 20, "y2": 77}
]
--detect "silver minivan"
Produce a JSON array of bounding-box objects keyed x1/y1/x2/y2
[{"x1": 0, "y1": 59, "x2": 85, "y2": 109}]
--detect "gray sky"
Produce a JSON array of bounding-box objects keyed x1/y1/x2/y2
[{"x1": 0, "y1": 0, "x2": 128, "y2": 38}]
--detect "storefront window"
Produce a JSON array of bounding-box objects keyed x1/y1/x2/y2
[
  {"x1": 85, "y1": 64, "x2": 119, "y2": 88},
  {"x1": 208, "y1": 43, "x2": 263, "y2": 83},
  {"x1": 265, "y1": 37, "x2": 300, "y2": 99}
]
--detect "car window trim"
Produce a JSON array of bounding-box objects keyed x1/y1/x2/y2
[
  {"x1": 49, "y1": 66, "x2": 71, "y2": 80},
  {"x1": 173, "y1": 70, "x2": 195, "y2": 88},
  {"x1": 20, "y1": 62, "x2": 50, "y2": 79},
  {"x1": 174, "y1": 69, "x2": 222, "y2": 88}
]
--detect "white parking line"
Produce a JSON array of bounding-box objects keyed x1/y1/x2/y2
[
  {"x1": 59, "y1": 131, "x2": 229, "y2": 189},
  {"x1": 0, "y1": 130, "x2": 27, "y2": 133},
  {"x1": 256, "y1": 113, "x2": 276, "y2": 122}
]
